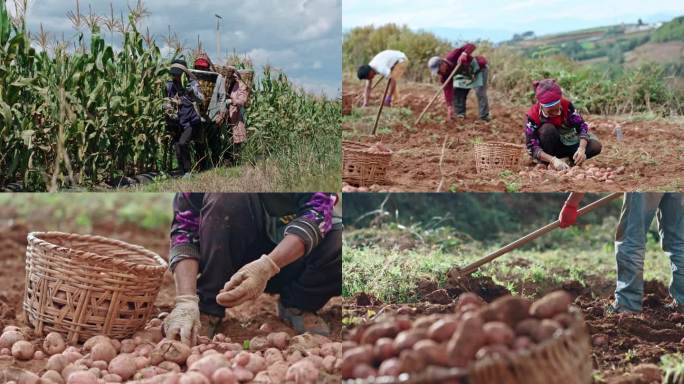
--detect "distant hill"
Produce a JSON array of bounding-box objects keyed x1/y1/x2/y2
[{"x1": 503, "y1": 16, "x2": 684, "y2": 68}]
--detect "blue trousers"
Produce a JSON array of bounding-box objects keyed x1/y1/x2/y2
[{"x1": 614, "y1": 193, "x2": 684, "y2": 311}]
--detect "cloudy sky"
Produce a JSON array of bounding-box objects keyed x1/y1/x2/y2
[
  {"x1": 344, "y1": 0, "x2": 684, "y2": 43},
  {"x1": 13, "y1": 0, "x2": 341, "y2": 97}
]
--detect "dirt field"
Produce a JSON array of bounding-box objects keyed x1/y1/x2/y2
[
  {"x1": 343, "y1": 80, "x2": 684, "y2": 192},
  {"x1": 0, "y1": 220, "x2": 342, "y2": 383},
  {"x1": 343, "y1": 272, "x2": 684, "y2": 383}
]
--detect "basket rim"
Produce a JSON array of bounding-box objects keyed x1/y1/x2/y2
[
  {"x1": 343, "y1": 140, "x2": 393, "y2": 155},
  {"x1": 27, "y1": 231, "x2": 168, "y2": 274},
  {"x1": 474, "y1": 141, "x2": 525, "y2": 149}
]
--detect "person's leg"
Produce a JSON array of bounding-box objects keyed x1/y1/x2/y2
[
  {"x1": 175, "y1": 124, "x2": 194, "y2": 173},
  {"x1": 453, "y1": 88, "x2": 468, "y2": 117},
  {"x1": 265, "y1": 228, "x2": 342, "y2": 312},
  {"x1": 537, "y1": 123, "x2": 565, "y2": 158},
  {"x1": 584, "y1": 138, "x2": 603, "y2": 159},
  {"x1": 385, "y1": 78, "x2": 396, "y2": 106},
  {"x1": 193, "y1": 123, "x2": 210, "y2": 171},
  {"x1": 657, "y1": 193, "x2": 684, "y2": 306},
  {"x1": 195, "y1": 194, "x2": 272, "y2": 317},
  {"x1": 475, "y1": 68, "x2": 490, "y2": 120},
  {"x1": 614, "y1": 193, "x2": 661, "y2": 311}
]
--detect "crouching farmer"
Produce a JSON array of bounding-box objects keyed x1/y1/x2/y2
[
  {"x1": 524, "y1": 79, "x2": 602, "y2": 170},
  {"x1": 163, "y1": 193, "x2": 342, "y2": 346}
]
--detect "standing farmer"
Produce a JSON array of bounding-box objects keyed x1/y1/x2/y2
[
  {"x1": 163, "y1": 193, "x2": 342, "y2": 345},
  {"x1": 560, "y1": 192, "x2": 684, "y2": 313},
  {"x1": 525, "y1": 79, "x2": 602, "y2": 170},
  {"x1": 357, "y1": 50, "x2": 408, "y2": 107},
  {"x1": 165, "y1": 59, "x2": 207, "y2": 177},
  {"x1": 427, "y1": 43, "x2": 490, "y2": 122}
]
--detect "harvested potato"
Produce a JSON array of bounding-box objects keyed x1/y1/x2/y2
[
  {"x1": 212, "y1": 367, "x2": 238, "y2": 384},
  {"x1": 530, "y1": 291, "x2": 573, "y2": 319},
  {"x1": 0, "y1": 330, "x2": 25, "y2": 349},
  {"x1": 43, "y1": 332, "x2": 67, "y2": 355},
  {"x1": 46, "y1": 354, "x2": 70, "y2": 372},
  {"x1": 101, "y1": 373, "x2": 122, "y2": 383},
  {"x1": 248, "y1": 336, "x2": 269, "y2": 351},
  {"x1": 11, "y1": 340, "x2": 34, "y2": 360},
  {"x1": 244, "y1": 353, "x2": 266, "y2": 374},
  {"x1": 456, "y1": 292, "x2": 486, "y2": 311},
  {"x1": 341, "y1": 346, "x2": 373, "y2": 378},
  {"x1": 90, "y1": 342, "x2": 117, "y2": 363},
  {"x1": 428, "y1": 318, "x2": 458, "y2": 342},
  {"x1": 394, "y1": 330, "x2": 427, "y2": 351},
  {"x1": 66, "y1": 370, "x2": 97, "y2": 384},
  {"x1": 286, "y1": 359, "x2": 320, "y2": 384},
  {"x1": 83, "y1": 335, "x2": 113, "y2": 352},
  {"x1": 350, "y1": 364, "x2": 376, "y2": 379},
  {"x1": 514, "y1": 318, "x2": 540, "y2": 338},
  {"x1": 232, "y1": 366, "x2": 254, "y2": 382},
  {"x1": 120, "y1": 339, "x2": 136, "y2": 354},
  {"x1": 62, "y1": 351, "x2": 84, "y2": 364},
  {"x1": 446, "y1": 312, "x2": 485, "y2": 367},
  {"x1": 360, "y1": 323, "x2": 398, "y2": 345},
  {"x1": 155, "y1": 339, "x2": 191, "y2": 365},
  {"x1": 267, "y1": 361, "x2": 290, "y2": 382},
  {"x1": 188, "y1": 353, "x2": 229, "y2": 378},
  {"x1": 108, "y1": 353, "x2": 137, "y2": 380},
  {"x1": 483, "y1": 322, "x2": 514, "y2": 346},
  {"x1": 398, "y1": 349, "x2": 426, "y2": 373},
  {"x1": 413, "y1": 339, "x2": 449, "y2": 366},
  {"x1": 373, "y1": 338, "x2": 396, "y2": 362},
  {"x1": 481, "y1": 296, "x2": 531, "y2": 326},
  {"x1": 158, "y1": 361, "x2": 181, "y2": 373},
  {"x1": 179, "y1": 371, "x2": 210, "y2": 384},
  {"x1": 532, "y1": 319, "x2": 562, "y2": 343},
  {"x1": 513, "y1": 336, "x2": 532, "y2": 350},
  {"x1": 378, "y1": 358, "x2": 402, "y2": 376},
  {"x1": 266, "y1": 332, "x2": 290, "y2": 349},
  {"x1": 33, "y1": 350, "x2": 45, "y2": 360},
  {"x1": 42, "y1": 370, "x2": 65, "y2": 384}
]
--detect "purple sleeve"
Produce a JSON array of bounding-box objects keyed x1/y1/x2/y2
[
  {"x1": 525, "y1": 116, "x2": 543, "y2": 160},
  {"x1": 169, "y1": 193, "x2": 203, "y2": 271},
  {"x1": 567, "y1": 103, "x2": 589, "y2": 140},
  {"x1": 284, "y1": 193, "x2": 338, "y2": 255}
]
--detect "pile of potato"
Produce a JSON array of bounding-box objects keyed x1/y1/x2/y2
[
  {"x1": 0, "y1": 314, "x2": 341, "y2": 384},
  {"x1": 341, "y1": 290, "x2": 577, "y2": 380},
  {"x1": 520, "y1": 165, "x2": 625, "y2": 183}
]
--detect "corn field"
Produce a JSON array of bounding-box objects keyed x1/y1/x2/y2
[{"x1": 0, "y1": 1, "x2": 341, "y2": 191}]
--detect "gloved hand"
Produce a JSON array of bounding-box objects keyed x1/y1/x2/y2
[
  {"x1": 163, "y1": 295, "x2": 200, "y2": 346},
  {"x1": 551, "y1": 157, "x2": 570, "y2": 171},
  {"x1": 216, "y1": 255, "x2": 280, "y2": 308},
  {"x1": 458, "y1": 51, "x2": 469, "y2": 64},
  {"x1": 447, "y1": 105, "x2": 454, "y2": 122},
  {"x1": 573, "y1": 147, "x2": 587, "y2": 165},
  {"x1": 559, "y1": 202, "x2": 579, "y2": 228}
]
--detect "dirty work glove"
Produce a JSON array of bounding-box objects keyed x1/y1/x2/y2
[
  {"x1": 164, "y1": 295, "x2": 200, "y2": 346},
  {"x1": 458, "y1": 51, "x2": 469, "y2": 64},
  {"x1": 573, "y1": 147, "x2": 587, "y2": 166},
  {"x1": 551, "y1": 157, "x2": 570, "y2": 171},
  {"x1": 559, "y1": 202, "x2": 579, "y2": 228},
  {"x1": 216, "y1": 255, "x2": 280, "y2": 308}
]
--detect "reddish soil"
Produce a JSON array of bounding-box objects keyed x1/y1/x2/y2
[
  {"x1": 0, "y1": 218, "x2": 341, "y2": 381},
  {"x1": 343, "y1": 80, "x2": 684, "y2": 192},
  {"x1": 343, "y1": 274, "x2": 684, "y2": 383}
]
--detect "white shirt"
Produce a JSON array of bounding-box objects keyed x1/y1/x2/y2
[{"x1": 369, "y1": 50, "x2": 407, "y2": 78}]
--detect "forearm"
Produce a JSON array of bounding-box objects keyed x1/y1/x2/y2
[
  {"x1": 579, "y1": 138, "x2": 587, "y2": 150},
  {"x1": 173, "y1": 258, "x2": 199, "y2": 296},
  {"x1": 538, "y1": 150, "x2": 556, "y2": 163},
  {"x1": 363, "y1": 81, "x2": 371, "y2": 105},
  {"x1": 565, "y1": 193, "x2": 585, "y2": 207},
  {"x1": 268, "y1": 234, "x2": 306, "y2": 269}
]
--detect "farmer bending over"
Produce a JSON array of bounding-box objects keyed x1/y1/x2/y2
[
  {"x1": 163, "y1": 193, "x2": 342, "y2": 346},
  {"x1": 560, "y1": 192, "x2": 684, "y2": 313},
  {"x1": 427, "y1": 43, "x2": 490, "y2": 122},
  {"x1": 525, "y1": 79, "x2": 602, "y2": 171},
  {"x1": 357, "y1": 50, "x2": 408, "y2": 107},
  {"x1": 165, "y1": 59, "x2": 206, "y2": 177}
]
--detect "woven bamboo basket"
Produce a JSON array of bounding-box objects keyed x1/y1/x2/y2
[
  {"x1": 342, "y1": 93, "x2": 354, "y2": 115},
  {"x1": 474, "y1": 142, "x2": 525, "y2": 174},
  {"x1": 343, "y1": 141, "x2": 392, "y2": 187},
  {"x1": 23, "y1": 232, "x2": 167, "y2": 343},
  {"x1": 468, "y1": 306, "x2": 592, "y2": 384}
]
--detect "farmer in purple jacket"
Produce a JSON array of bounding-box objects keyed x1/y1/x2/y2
[
  {"x1": 165, "y1": 59, "x2": 207, "y2": 177},
  {"x1": 163, "y1": 193, "x2": 342, "y2": 345},
  {"x1": 428, "y1": 43, "x2": 490, "y2": 122}
]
